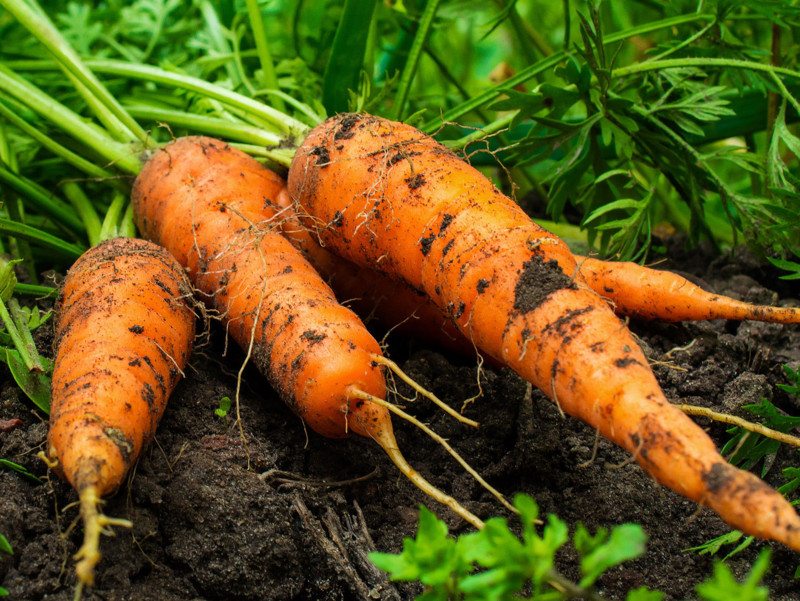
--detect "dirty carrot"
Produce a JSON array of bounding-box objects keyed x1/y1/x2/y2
[
  {"x1": 287, "y1": 113, "x2": 800, "y2": 551},
  {"x1": 572, "y1": 255, "x2": 800, "y2": 323},
  {"x1": 46, "y1": 237, "x2": 195, "y2": 585},
  {"x1": 131, "y1": 136, "x2": 501, "y2": 527},
  {"x1": 274, "y1": 188, "x2": 471, "y2": 356}
]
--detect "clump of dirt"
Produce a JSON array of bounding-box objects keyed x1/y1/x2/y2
[{"x1": 2, "y1": 243, "x2": 800, "y2": 600}]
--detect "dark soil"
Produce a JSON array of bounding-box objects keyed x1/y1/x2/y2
[{"x1": 2, "y1": 241, "x2": 800, "y2": 601}]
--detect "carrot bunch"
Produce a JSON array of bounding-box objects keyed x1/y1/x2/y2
[
  {"x1": 130, "y1": 136, "x2": 503, "y2": 530},
  {"x1": 286, "y1": 113, "x2": 800, "y2": 551}
]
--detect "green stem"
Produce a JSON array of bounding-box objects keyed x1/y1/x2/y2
[
  {"x1": 0, "y1": 0, "x2": 148, "y2": 144},
  {"x1": 13, "y1": 283, "x2": 57, "y2": 299},
  {"x1": 62, "y1": 183, "x2": 102, "y2": 247},
  {"x1": 0, "y1": 65, "x2": 142, "y2": 174},
  {"x1": 83, "y1": 60, "x2": 308, "y2": 139},
  {"x1": 245, "y1": 0, "x2": 284, "y2": 112},
  {"x1": 98, "y1": 193, "x2": 128, "y2": 242},
  {"x1": 0, "y1": 99, "x2": 118, "y2": 183},
  {"x1": 124, "y1": 105, "x2": 283, "y2": 147},
  {"x1": 615, "y1": 57, "x2": 800, "y2": 82},
  {"x1": 443, "y1": 112, "x2": 518, "y2": 151},
  {"x1": 0, "y1": 165, "x2": 84, "y2": 235},
  {"x1": 8, "y1": 298, "x2": 44, "y2": 372},
  {"x1": 199, "y1": 0, "x2": 242, "y2": 88},
  {"x1": 0, "y1": 299, "x2": 36, "y2": 371},
  {"x1": 0, "y1": 218, "x2": 84, "y2": 260},
  {"x1": 392, "y1": 0, "x2": 442, "y2": 121},
  {"x1": 421, "y1": 13, "x2": 714, "y2": 133}
]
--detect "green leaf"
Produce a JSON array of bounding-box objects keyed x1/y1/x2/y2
[
  {"x1": 0, "y1": 348, "x2": 51, "y2": 414},
  {"x1": 215, "y1": 396, "x2": 231, "y2": 418},
  {"x1": 321, "y1": 0, "x2": 377, "y2": 114},
  {"x1": 370, "y1": 505, "x2": 468, "y2": 590},
  {"x1": 0, "y1": 259, "x2": 19, "y2": 303},
  {"x1": 695, "y1": 549, "x2": 770, "y2": 601},
  {"x1": 579, "y1": 524, "x2": 647, "y2": 588},
  {"x1": 627, "y1": 587, "x2": 665, "y2": 601},
  {"x1": 685, "y1": 530, "x2": 745, "y2": 556},
  {"x1": 0, "y1": 533, "x2": 12, "y2": 555},
  {"x1": 0, "y1": 458, "x2": 42, "y2": 484}
]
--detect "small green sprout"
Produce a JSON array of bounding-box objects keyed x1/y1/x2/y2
[{"x1": 215, "y1": 396, "x2": 232, "y2": 418}]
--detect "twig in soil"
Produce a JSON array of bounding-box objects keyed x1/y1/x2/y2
[
  {"x1": 291, "y1": 492, "x2": 401, "y2": 601},
  {"x1": 680, "y1": 404, "x2": 800, "y2": 447},
  {"x1": 259, "y1": 467, "x2": 379, "y2": 488}
]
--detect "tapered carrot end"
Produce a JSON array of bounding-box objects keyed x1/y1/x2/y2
[
  {"x1": 371, "y1": 425, "x2": 485, "y2": 530},
  {"x1": 74, "y1": 485, "x2": 132, "y2": 586},
  {"x1": 703, "y1": 462, "x2": 800, "y2": 552}
]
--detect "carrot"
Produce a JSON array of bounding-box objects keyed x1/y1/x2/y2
[
  {"x1": 46, "y1": 237, "x2": 195, "y2": 585},
  {"x1": 572, "y1": 255, "x2": 800, "y2": 323},
  {"x1": 287, "y1": 113, "x2": 800, "y2": 551},
  {"x1": 274, "y1": 188, "x2": 472, "y2": 355},
  {"x1": 131, "y1": 136, "x2": 501, "y2": 529}
]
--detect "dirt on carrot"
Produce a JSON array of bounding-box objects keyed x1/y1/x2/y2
[{"x1": 2, "y1": 218, "x2": 799, "y2": 601}]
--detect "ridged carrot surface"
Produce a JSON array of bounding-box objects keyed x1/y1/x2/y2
[
  {"x1": 49, "y1": 237, "x2": 195, "y2": 496},
  {"x1": 48, "y1": 237, "x2": 195, "y2": 583},
  {"x1": 287, "y1": 113, "x2": 800, "y2": 551}
]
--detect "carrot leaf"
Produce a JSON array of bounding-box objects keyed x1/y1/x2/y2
[
  {"x1": 695, "y1": 549, "x2": 771, "y2": 601},
  {"x1": 0, "y1": 533, "x2": 12, "y2": 555},
  {"x1": 0, "y1": 458, "x2": 42, "y2": 484}
]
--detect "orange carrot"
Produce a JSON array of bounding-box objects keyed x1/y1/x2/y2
[
  {"x1": 274, "y1": 188, "x2": 471, "y2": 355},
  {"x1": 46, "y1": 237, "x2": 195, "y2": 584},
  {"x1": 131, "y1": 136, "x2": 493, "y2": 528},
  {"x1": 572, "y1": 255, "x2": 800, "y2": 323},
  {"x1": 287, "y1": 113, "x2": 800, "y2": 551}
]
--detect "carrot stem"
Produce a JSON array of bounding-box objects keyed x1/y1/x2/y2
[
  {"x1": 371, "y1": 354, "x2": 479, "y2": 428},
  {"x1": 680, "y1": 404, "x2": 800, "y2": 448},
  {"x1": 0, "y1": 0, "x2": 148, "y2": 144},
  {"x1": 391, "y1": 0, "x2": 442, "y2": 121}
]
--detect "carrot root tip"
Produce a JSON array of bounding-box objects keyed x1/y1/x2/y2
[
  {"x1": 74, "y1": 486, "x2": 132, "y2": 586},
  {"x1": 38, "y1": 449, "x2": 59, "y2": 469}
]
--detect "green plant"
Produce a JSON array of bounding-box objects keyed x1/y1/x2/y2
[
  {"x1": 0, "y1": 533, "x2": 12, "y2": 596},
  {"x1": 371, "y1": 493, "x2": 772, "y2": 601},
  {"x1": 215, "y1": 395, "x2": 232, "y2": 418}
]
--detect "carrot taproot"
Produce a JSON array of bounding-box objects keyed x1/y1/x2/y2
[
  {"x1": 130, "y1": 136, "x2": 502, "y2": 528},
  {"x1": 46, "y1": 237, "x2": 195, "y2": 585},
  {"x1": 572, "y1": 255, "x2": 800, "y2": 323},
  {"x1": 287, "y1": 113, "x2": 800, "y2": 551}
]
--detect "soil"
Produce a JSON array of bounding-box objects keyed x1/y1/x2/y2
[{"x1": 2, "y1": 240, "x2": 800, "y2": 601}]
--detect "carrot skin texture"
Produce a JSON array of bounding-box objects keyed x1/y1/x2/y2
[
  {"x1": 48, "y1": 237, "x2": 195, "y2": 497},
  {"x1": 288, "y1": 113, "x2": 800, "y2": 550},
  {"x1": 573, "y1": 255, "x2": 800, "y2": 323},
  {"x1": 131, "y1": 137, "x2": 389, "y2": 439},
  {"x1": 274, "y1": 188, "x2": 470, "y2": 354}
]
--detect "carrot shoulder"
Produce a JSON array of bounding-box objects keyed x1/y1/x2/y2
[
  {"x1": 48, "y1": 237, "x2": 195, "y2": 584},
  {"x1": 287, "y1": 113, "x2": 800, "y2": 551},
  {"x1": 573, "y1": 255, "x2": 800, "y2": 323}
]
